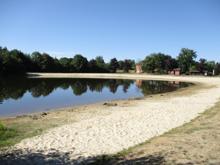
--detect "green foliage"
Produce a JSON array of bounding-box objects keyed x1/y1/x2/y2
[
  {"x1": 0, "y1": 53, "x2": 3, "y2": 75},
  {"x1": 88, "y1": 59, "x2": 98, "y2": 72},
  {"x1": 71, "y1": 54, "x2": 88, "y2": 72},
  {"x1": 109, "y1": 58, "x2": 119, "y2": 73},
  {"x1": 0, "y1": 47, "x2": 112, "y2": 75},
  {"x1": 122, "y1": 60, "x2": 131, "y2": 73},
  {"x1": 0, "y1": 47, "x2": 33, "y2": 75},
  {"x1": 1, "y1": 46, "x2": 219, "y2": 76},
  {"x1": 31, "y1": 52, "x2": 62, "y2": 72},
  {"x1": 118, "y1": 60, "x2": 124, "y2": 70},
  {"x1": 177, "y1": 48, "x2": 197, "y2": 74},
  {"x1": 95, "y1": 56, "x2": 105, "y2": 67},
  {"x1": 142, "y1": 53, "x2": 177, "y2": 73},
  {"x1": 189, "y1": 65, "x2": 198, "y2": 72},
  {"x1": 0, "y1": 122, "x2": 17, "y2": 147},
  {"x1": 198, "y1": 58, "x2": 206, "y2": 72},
  {"x1": 206, "y1": 61, "x2": 215, "y2": 72},
  {"x1": 118, "y1": 59, "x2": 135, "y2": 72},
  {"x1": 59, "y1": 57, "x2": 75, "y2": 72},
  {"x1": 193, "y1": 59, "x2": 216, "y2": 74},
  {"x1": 215, "y1": 63, "x2": 220, "y2": 75}
]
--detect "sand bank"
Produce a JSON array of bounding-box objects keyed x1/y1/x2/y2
[{"x1": 7, "y1": 74, "x2": 220, "y2": 162}]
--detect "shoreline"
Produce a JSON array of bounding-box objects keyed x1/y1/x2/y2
[
  {"x1": 1, "y1": 74, "x2": 220, "y2": 163},
  {"x1": 0, "y1": 79, "x2": 197, "y2": 120},
  {"x1": 28, "y1": 72, "x2": 215, "y2": 82},
  {"x1": 1, "y1": 73, "x2": 198, "y2": 119},
  {"x1": 0, "y1": 80, "x2": 200, "y2": 121}
]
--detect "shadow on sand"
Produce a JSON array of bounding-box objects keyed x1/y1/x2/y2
[{"x1": 0, "y1": 149, "x2": 165, "y2": 165}]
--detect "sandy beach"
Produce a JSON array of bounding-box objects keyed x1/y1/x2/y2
[{"x1": 2, "y1": 74, "x2": 220, "y2": 164}]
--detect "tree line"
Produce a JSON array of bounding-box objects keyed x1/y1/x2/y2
[
  {"x1": 0, "y1": 47, "x2": 135, "y2": 76},
  {"x1": 0, "y1": 46, "x2": 219, "y2": 76},
  {"x1": 142, "y1": 48, "x2": 220, "y2": 75}
]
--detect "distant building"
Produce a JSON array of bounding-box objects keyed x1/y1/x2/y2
[
  {"x1": 136, "y1": 64, "x2": 143, "y2": 74},
  {"x1": 168, "y1": 68, "x2": 181, "y2": 76}
]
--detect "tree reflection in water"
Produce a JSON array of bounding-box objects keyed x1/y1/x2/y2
[{"x1": 0, "y1": 77, "x2": 191, "y2": 103}]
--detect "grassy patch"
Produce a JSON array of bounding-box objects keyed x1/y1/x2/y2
[
  {"x1": 0, "y1": 122, "x2": 48, "y2": 149},
  {"x1": 0, "y1": 113, "x2": 72, "y2": 149},
  {"x1": 0, "y1": 122, "x2": 17, "y2": 147},
  {"x1": 0, "y1": 117, "x2": 50, "y2": 149}
]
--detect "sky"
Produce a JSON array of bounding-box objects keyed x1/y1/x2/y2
[{"x1": 0, "y1": 0, "x2": 220, "y2": 61}]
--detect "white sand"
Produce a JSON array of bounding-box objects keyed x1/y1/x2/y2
[{"x1": 15, "y1": 74, "x2": 220, "y2": 160}]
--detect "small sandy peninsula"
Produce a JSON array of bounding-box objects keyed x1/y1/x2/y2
[{"x1": 2, "y1": 73, "x2": 220, "y2": 164}]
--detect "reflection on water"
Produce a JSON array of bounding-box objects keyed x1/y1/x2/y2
[{"x1": 0, "y1": 77, "x2": 191, "y2": 116}]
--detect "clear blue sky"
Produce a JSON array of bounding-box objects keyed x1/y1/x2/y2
[{"x1": 0, "y1": 0, "x2": 220, "y2": 61}]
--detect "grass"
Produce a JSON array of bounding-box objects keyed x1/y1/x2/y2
[
  {"x1": 0, "y1": 115, "x2": 54, "y2": 149},
  {"x1": 0, "y1": 123, "x2": 52, "y2": 149},
  {"x1": 0, "y1": 110, "x2": 81, "y2": 149},
  {"x1": 0, "y1": 122, "x2": 17, "y2": 147}
]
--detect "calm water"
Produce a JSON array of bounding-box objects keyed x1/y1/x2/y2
[{"x1": 0, "y1": 78, "x2": 190, "y2": 117}]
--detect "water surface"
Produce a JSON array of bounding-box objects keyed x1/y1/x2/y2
[{"x1": 0, "y1": 78, "x2": 190, "y2": 117}]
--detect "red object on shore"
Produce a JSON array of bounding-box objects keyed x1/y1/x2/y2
[{"x1": 136, "y1": 64, "x2": 143, "y2": 74}]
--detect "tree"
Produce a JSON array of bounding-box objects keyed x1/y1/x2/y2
[
  {"x1": 206, "y1": 61, "x2": 215, "y2": 73},
  {"x1": 53, "y1": 58, "x2": 63, "y2": 72},
  {"x1": 197, "y1": 58, "x2": 207, "y2": 73},
  {"x1": 123, "y1": 60, "x2": 132, "y2": 72},
  {"x1": 0, "y1": 48, "x2": 31, "y2": 75},
  {"x1": 177, "y1": 48, "x2": 197, "y2": 74},
  {"x1": 0, "y1": 60, "x2": 2, "y2": 75},
  {"x1": 142, "y1": 53, "x2": 177, "y2": 73},
  {"x1": 31, "y1": 51, "x2": 43, "y2": 71},
  {"x1": 31, "y1": 52, "x2": 60, "y2": 72},
  {"x1": 59, "y1": 57, "x2": 74, "y2": 72},
  {"x1": 3, "y1": 46, "x2": 219, "y2": 76},
  {"x1": 95, "y1": 56, "x2": 109, "y2": 72},
  {"x1": 0, "y1": 48, "x2": 14, "y2": 75},
  {"x1": 109, "y1": 58, "x2": 119, "y2": 73},
  {"x1": 71, "y1": 54, "x2": 88, "y2": 72},
  {"x1": 88, "y1": 59, "x2": 98, "y2": 72},
  {"x1": 118, "y1": 60, "x2": 124, "y2": 70},
  {"x1": 0, "y1": 50, "x2": 3, "y2": 75},
  {"x1": 41, "y1": 53, "x2": 57, "y2": 72},
  {"x1": 215, "y1": 63, "x2": 220, "y2": 75},
  {"x1": 95, "y1": 56, "x2": 105, "y2": 67},
  {"x1": 10, "y1": 49, "x2": 26, "y2": 73}
]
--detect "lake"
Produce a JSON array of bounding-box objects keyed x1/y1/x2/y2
[{"x1": 0, "y1": 78, "x2": 190, "y2": 117}]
